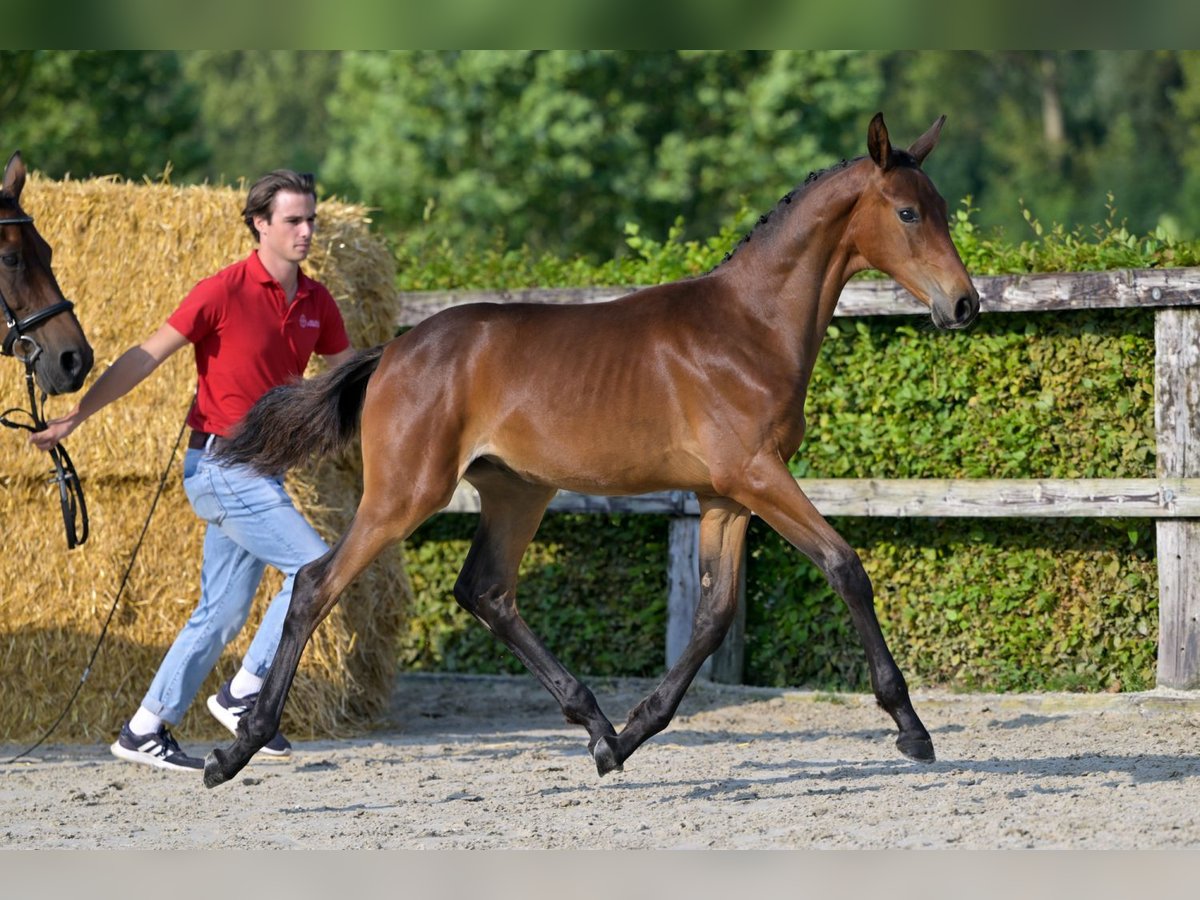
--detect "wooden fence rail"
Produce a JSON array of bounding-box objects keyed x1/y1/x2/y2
[{"x1": 400, "y1": 266, "x2": 1200, "y2": 689}]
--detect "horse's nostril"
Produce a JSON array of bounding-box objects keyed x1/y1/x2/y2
[
  {"x1": 60, "y1": 350, "x2": 82, "y2": 376},
  {"x1": 954, "y1": 295, "x2": 976, "y2": 323}
]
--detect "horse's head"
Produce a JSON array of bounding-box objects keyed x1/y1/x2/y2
[
  {"x1": 0, "y1": 151, "x2": 93, "y2": 394},
  {"x1": 846, "y1": 113, "x2": 979, "y2": 331}
]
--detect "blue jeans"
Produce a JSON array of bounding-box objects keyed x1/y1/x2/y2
[{"x1": 139, "y1": 445, "x2": 329, "y2": 724}]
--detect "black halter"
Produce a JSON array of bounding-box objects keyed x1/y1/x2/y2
[{"x1": 0, "y1": 210, "x2": 88, "y2": 549}]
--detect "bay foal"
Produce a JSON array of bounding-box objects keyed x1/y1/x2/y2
[{"x1": 205, "y1": 113, "x2": 978, "y2": 787}]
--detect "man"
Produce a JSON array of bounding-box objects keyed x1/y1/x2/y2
[{"x1": 32, "y1": 170, "x2": 354, "y2": 771}]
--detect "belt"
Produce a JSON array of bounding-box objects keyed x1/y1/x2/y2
[{"x1": 188, "y1": 430, "x2": 229, "y2": 452}]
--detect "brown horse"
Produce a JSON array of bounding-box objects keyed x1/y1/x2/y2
[
  {"x1": 204, "y1": 113, "x2": 979, "y2": 788},
  {"x1": 1, "y1": 151, "x2": 93, "y2": 394}
]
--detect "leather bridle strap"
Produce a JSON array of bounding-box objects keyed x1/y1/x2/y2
[
  {"x1": 2, "y1": 297, "x2": 77, "y2": 357},
  {"x1": 0, "y1": 355, "x2": 89, "y2": 549},
  {"x1": 0, "y1": 210, "x2": 89, "y2": 548}
]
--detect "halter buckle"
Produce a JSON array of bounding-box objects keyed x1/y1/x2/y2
[{"x1": 10, "y1": 333, "x2": 42, "y2": 365}]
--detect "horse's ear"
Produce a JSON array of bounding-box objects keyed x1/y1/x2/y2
[
  {"x1": 3, "y1": 151, "x2": 25, "y2": 200},
  {"x1": 867, "y1": 113, "x2": 892, "y2": 170},
  {"x1": 907, "y1": 116, "x2": 946, "y2": 166}
]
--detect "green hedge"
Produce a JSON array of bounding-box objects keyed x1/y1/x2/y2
[
  {"x1": 745, "y1": 517, "x2": 1156, "y2": 693},
  {"x1": 401, "y1": 513, "x2": 668, "y2": 678},
  {"x1": 394, "y1": 200, "x2": 1192, "y2": 692}
]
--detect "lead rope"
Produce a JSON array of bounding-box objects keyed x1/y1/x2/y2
[{"x1": 3, "y1": 407, "x2": 190, "y2": 764}]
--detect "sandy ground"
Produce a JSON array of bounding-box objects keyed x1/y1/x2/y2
[{"x1": 3, "y1": 672, "x2": 1200, "y2": 849}]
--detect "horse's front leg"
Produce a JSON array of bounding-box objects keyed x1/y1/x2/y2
[
  {"x1": 203, "y1": 553, "x2": 328, "y2": 787},
  {"x1": 596, "y1": 497, "x2": 750, "y2": 774},
  {"x1": 734, "y1": 459, "x2": 934, "y2": 762},
  {"x1": 204, "y1": 496, "x2": 409, "y2": 787}
]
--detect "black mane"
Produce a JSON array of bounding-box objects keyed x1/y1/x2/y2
[{"x1": 712, "y1": 156, "x2": 857, "y2": 271}]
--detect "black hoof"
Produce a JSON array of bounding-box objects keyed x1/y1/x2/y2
[
  {"x1": 592, "y1": 735, "x2": 624, "y2": 777},
  {"x1": 896, "y1": 732, "x2": 936, "y2": 763},
  {"x1": 203, "y1": 750, "x2": 231, "y2": 788}
]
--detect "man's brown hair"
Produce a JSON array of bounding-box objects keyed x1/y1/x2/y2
[{"x1": 241, "y1": 170, "x2": 316, "y2": 241}]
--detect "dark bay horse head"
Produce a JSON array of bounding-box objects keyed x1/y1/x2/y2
[
  {"x1": 846, "y1": 113, "x2": 979, "y2": 330},
  {"x1": 1, "y1": 151, "x2": 93, "y2": 394}
]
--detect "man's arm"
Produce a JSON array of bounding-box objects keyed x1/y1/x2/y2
[
  {"x1": 29, "y1": 323, "x2": 190, "y2": 450},
  {"x1": 322, "y1": 347, "x2": 356, "y2": 369}
]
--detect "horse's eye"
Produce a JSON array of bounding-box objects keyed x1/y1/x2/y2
[
  {"x1": 897, "y1": 208, "x2": 919, "y2": 224},
  {"x1": 1, "y1": 253, "x2": 18, "y2": 268}
]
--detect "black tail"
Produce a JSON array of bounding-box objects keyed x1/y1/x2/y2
[{"x1": 215, "y1": 344, "x2": 387, "y2": 474}]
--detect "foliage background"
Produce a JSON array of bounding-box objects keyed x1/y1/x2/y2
[{"x1": 7, "y1": 51, "x2": 1200, "y2": 254}]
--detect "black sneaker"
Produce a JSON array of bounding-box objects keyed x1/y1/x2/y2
[
  {"x1": 110, "y1": 722, "x2": 204, "y2": 772},
  {"x1": 206, "y1": 679, "x2": 292, "y2": 757}
]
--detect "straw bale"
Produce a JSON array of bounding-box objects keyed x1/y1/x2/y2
[{"x1": 0, "y1": 174, "x2": 409, "y2": 744}]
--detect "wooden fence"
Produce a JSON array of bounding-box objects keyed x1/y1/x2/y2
[{"x1": 400, "y1": 267, "x2": 1200, "y2": 689}]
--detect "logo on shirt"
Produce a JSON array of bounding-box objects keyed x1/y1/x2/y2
[{"x1": 297, "y1": 314, "x2": 321, "y2": 329}]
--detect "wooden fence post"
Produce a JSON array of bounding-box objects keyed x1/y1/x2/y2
[
  {"x1": 665, "y1": 515, "x2": 746, "y2": 682},
  {"x1": 1155, "y1": 307, "x2": 1200, "y2": 688}
]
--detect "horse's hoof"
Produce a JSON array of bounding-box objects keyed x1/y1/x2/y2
[
  {"x1": 896, "y1": 733, "x2": 936, "y2": 763},
  {"x1": 592, "y1": 735, "x2": 623, "y2": 777},
  {"x1": 203, "y1": 750, "x2": 231, "y2": 788}
]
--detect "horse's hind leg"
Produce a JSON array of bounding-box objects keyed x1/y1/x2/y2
[
  {"x1": 597, "y1": 497, "x2": 750, "y2": 774},
  {"x1": 456, "y1": 468, "x2": 619, "y2": 767}
]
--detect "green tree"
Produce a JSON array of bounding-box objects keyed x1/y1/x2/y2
[
  {"x1": 0, "y1": 50, "x2": 207, "y2": 181},
  {"x1": 1081, "y1": 51, "x2": 1185, "y2": 233},
  {"x1": 1167, "y1": 51, "x2": 1200, "y2": 236},
  {"x1": 322, "y1": 50, "x2": 884, "y2": 258},
  {"x1": 6, "y1": 50, "x2": 1197, "y2": 251},
  {"x1": 180, "y1": 51, "x2": 343, "y2": 186},
  {"x1": 881, "y1": 51, "x2": 1192, "y2": 240}
]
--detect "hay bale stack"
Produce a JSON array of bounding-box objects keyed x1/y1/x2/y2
[{"x1": 0, "y1": 173, "x2": 409, "y2": 745}]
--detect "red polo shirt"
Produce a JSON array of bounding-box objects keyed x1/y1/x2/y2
[{"x1": 168, "y1": 251, "x2": 351, "y2": 437}]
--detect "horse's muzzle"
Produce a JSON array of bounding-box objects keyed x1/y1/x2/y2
[
  {"x1": 932, "y1": 290, "x2": 980, "y2": 330},
  {"x1": 26, "y1": 339, "x2": 93, "y2": 395}
]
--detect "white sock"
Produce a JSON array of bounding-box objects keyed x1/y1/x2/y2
[
  {"x1": 229, "y1": 666, "x2": 264, "y2": 699},
  {"x1": 128, "y1": 707, "x2": 163, "y2": 736}
]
